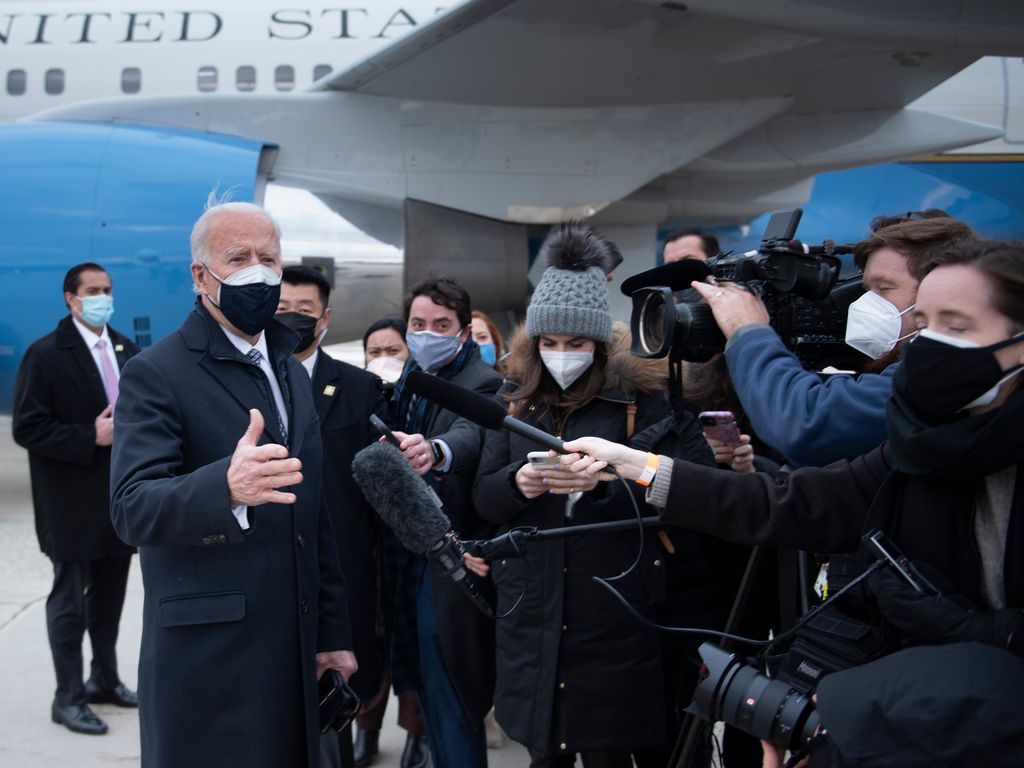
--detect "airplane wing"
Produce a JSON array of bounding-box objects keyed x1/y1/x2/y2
[{"x1": 31, "y1": 0, "x2": 1023, "y2": 224}]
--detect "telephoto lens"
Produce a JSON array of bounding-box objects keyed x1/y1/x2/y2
[{"x1": 688, "y1": 643, "x2": 821, "y2": 751}]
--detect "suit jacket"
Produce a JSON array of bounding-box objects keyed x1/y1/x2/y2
[
  {"x1": 12, "y1": 315, "x2": 139, "y2": 561},
  {"x1": 110, "y1": 302, "x2": 351, "y2": 768},
  {"x1": 310, "y1": 351, "x2": 389, "y2": 700}
]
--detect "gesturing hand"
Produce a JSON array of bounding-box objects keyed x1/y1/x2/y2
[{"x1": 227, "y1": 409, "x2": 303, "y2": 507}]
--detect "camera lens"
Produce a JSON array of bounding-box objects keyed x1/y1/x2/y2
[
  {"x1": 690, "y1": 643, "x2": 821, "y2": 752},
  {"x1": 639, "y1": 291, "x2": 667, "y2": 355}
]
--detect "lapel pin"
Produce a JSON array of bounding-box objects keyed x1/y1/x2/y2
[
  {"x1": 114, "y1": 344, "x2": 124, "y2": 352},
  {"x1": 323, "y1": 385, "x2": 337, "y2": 397}
]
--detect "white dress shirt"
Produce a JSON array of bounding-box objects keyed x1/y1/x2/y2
[{"x1": 71, "y1": 316, "x2": 119, "y2": 386}]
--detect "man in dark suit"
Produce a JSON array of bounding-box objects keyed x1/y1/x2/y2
[
  {"x1": 276, "y1": 265, "x2": 407, "y2": 767},
  {"x1": 386, "y1": 277, "x2": 503, "y2": 768},
  {"x1": 109, "y1": 203, "x2": 356, "y2": 768},
  {"x1": 13, "y1": 262, "x2": 140, "y2": 736}
]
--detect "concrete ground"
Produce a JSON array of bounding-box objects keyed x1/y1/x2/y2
[{"x1": 0, "y1": 415, "x2": 529, "y2": 767}]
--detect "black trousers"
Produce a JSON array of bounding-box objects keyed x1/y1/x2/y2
[{"x1": 46, "y1": 555, "x2": 132, "y2": 706}]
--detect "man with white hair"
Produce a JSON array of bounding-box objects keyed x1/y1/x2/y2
[{"x1": 110, "y1": 201, "x2": 356, "y2": 767}]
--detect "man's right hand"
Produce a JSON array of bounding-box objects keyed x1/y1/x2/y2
[
  {"x1": 691, "y1": 280, "x2": 771, "y2": 339},
  {"x1": 94, "y1": 404, "x2": 114, "y2": 446},
  {"x1": 227, "y1": 409, "x2": 302, "y2": 506}
]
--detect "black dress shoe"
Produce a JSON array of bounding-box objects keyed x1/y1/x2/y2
[
  {"x1": 353, "y1": 728, "x2": 379, "y2": 768},
  {"x1": 400, "y1": 733, "x2": 428, "y2": 768},
  {"x1": 51, "y1": 702, "x2": 109, "y2": 735},
  {"x1": 85, "y1": 682, "x2": 138, "y2": 708}
]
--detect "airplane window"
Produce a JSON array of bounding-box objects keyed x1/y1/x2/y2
[
  {"x1": 45, "y1": 69, "x2": 65, "y2": 96},
  {"x1": 313, "y1": 65, "x2": 332, "y2": 82},
  {"x1": 236, "y1": 65, "x2": 256, "y2": 92},
  {"x1": 122, "y1": 68, "x2": 142, "y2": 95},
  {"x1": 275, "y1": 65, "x2": 295, "y2": 92},
  {"x1": 7, "y1": 70, "x2": 26, "y2": 96},
  {"x1": 197, "y1": 66, "x2": 218, "y2": 93}
]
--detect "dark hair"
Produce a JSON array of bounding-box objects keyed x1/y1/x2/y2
[
  {"x1": 664, "y1": 228, "x2": 720, "y2": 260},
  {"x1": 505, "y1": 339, "x2": 608, "y2": 421},
  {"x1": 852, "y1": 218, "x2": 975, "y2": 279},
  {"x1": 405, "y1": 276, "x2": 472, "y2": 328},
  {"x1": 869, "y1": 208, "x2": 950, "y2": 232},
  {"x1": 282, "y1": 265, "x2": 331, "y2": 309},
  {"x1": 63, "y1": 262, "x2": 107, "y2": 296},
  {"x1": 362, "y1": 316, "x2": 407, "y2": 350},
  {"x1": 922, "y1": 240, "x2": 1024, "y2": 329},
  {"x1": 471, "y1": 309, "x2": 505, "y2": 372}
]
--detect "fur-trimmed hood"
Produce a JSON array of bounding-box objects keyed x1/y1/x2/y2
[{"x1": 503, "y1": 320, "x2": 668, "y2": 396}]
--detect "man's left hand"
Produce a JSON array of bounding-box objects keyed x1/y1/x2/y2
[
  {"x1": 691, "y1": 280, "x2": 770, "y2": 339},
  {"x1": 316, "y1": 650, "x2": 358, "y2": 682}
]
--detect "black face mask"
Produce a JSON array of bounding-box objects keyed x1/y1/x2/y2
[
  {"x1": 276, "y1": 311, "x2": 321, "y2": 352},
  {"x1": 205, "y1": 264, "x2": 281, "y2": 337},
  {"x1": 896, "y1": 329, "x2": 1024, "y2": 420}
]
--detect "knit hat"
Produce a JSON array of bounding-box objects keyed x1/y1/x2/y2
[{"x1": 526, "y1": 223, "x2": 614, "y2": 343}]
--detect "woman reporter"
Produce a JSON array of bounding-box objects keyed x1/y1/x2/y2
[
  {"x1": 473, "y1": 223, "x2": 711, "y2": 768},
  {"x1": 563, "y1": 240, "x2": 1024, "y2": 767}
]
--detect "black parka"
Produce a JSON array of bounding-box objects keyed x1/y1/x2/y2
[{"x1": 473, "y1": 325, "x2": 701, "y2": 756}]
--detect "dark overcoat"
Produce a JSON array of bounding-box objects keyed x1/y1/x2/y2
[
  {"x1": 310, "y1": 351, "x2": 388, "y2": 699},
  {"x1": 110, "y1": 303, "x2": 351, "y2": 768},
  {"x1": 12, "y1": 315, "x2": 138, "y2": 561},
  {"x1": 472, "y1": 328, "x2": 675, "y2": 756},
  {"x1": 394, "y1": 349, "x2": 503, "y2": 724}
]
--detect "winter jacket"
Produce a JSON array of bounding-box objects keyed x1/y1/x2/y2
[
  {"x1": 725, "y1": 324, "x2": 896, "y2": 468},
  {"x1": 473, "y1": 325, "x2": 679, "y2": 756}
]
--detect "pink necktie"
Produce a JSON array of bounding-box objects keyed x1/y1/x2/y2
[{"x1": 95, "y1": 339, "x2": 119, "y2": 407}]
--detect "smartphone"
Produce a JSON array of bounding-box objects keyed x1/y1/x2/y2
[
  {"x1": 864, "y1": 529, "x2": 939, "y2": 595},
  {"x1": 698, "y1": 411, "x2": 742, "y2": 447},
  {"x1": 369, "y1": 414, "x2": 402, "y2": 448},
  {"x1": 527, "y1": 450, "x2": 561, "y2": 470}
]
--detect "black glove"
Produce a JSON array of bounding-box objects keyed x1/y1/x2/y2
[{"x1": 868, "y1": 567, "x2": 1022, "y2": 654}]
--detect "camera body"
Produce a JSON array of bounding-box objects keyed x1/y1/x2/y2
[{"x1": 629, "y1": 208, "x2": 865, "y2": 368}]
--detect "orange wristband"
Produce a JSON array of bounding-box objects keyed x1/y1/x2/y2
[{"x1": 635, "y1": 453, "x2": 660, "y2": 487}]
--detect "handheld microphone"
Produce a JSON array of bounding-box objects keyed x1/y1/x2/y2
[
  {"x1": 405, "y1": 371, "x2": 565, "y2": 454},
  {"x1": 351, "y1": 441, "x2": 494, "y2": 618}
]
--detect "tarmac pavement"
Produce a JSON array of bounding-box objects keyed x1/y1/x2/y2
[{"x1": 0, "y1": 415, "x2": 529, "y2": 767}]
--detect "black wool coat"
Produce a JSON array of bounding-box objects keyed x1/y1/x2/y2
[
  {"x1": 13, "y1": 315, "x2": 138, "y2": 562},
  {"x1": 110, "y1": 304, "x2": 351, "y2": 768},
  {"x1": 472, "y1": 330, "x2": 677, "y2": 757},
  {"x1": 310, "y1": 351, "x2": 389, "y2": 700}
]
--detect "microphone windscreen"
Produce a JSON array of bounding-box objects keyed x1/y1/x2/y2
[
  {"x1": 351, "y1": 441, "x2": 451, "y2": 554},
  {"x1": 406, "y1": 371, "x2": 506, "y2": 430},
  {"x1": 620, "y1": 259, "x2": 709, "y2": 296}
]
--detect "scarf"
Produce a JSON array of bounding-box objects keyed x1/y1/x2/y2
[{"x1": 872, "y1": 376, "x2": 1024, "y2": 607}]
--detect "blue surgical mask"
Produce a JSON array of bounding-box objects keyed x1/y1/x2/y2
[
  {"x1": 479, "y1": 342, "x2": 497, "y2": 366},
  {"x1": 205, "y1": 263, "x2": 281, "y2": 336},
  {"x1": 406, "y1": 330, "x2": 463, "y2": 372},
  {"x1": 77, "y1": 295, "x2": 114, "y2": 327}
]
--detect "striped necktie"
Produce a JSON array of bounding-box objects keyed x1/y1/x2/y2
[{"x1": 245, "y1": 348, "x2": 288, "y2": 445}]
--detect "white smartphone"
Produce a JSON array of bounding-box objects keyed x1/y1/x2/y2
[{"x1": 527, "y1": 450, "x2": 561, "y2": 470}]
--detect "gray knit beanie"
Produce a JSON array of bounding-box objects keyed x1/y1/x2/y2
[{"x1": 526, "y1": 223, "x2": 614, "y2": 343}]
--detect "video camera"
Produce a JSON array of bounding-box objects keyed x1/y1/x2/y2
[
  {"x1": 625, "y1": 208, "x2": 865, "y2": 369},
  {"x1": 686, "y1": 530, "x2": 939, "y2": 752}
]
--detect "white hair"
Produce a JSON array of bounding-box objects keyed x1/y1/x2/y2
[{"x1": 189, "y1": 194, "x2": 281, "y2": 265}]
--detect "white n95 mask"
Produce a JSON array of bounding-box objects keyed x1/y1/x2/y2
[
  {"x1": 845, "y1": 291, "x2": 915, "y2": 359},
  {"x1": 540, "y1": 350, "x2": 594, "y2": 390}
]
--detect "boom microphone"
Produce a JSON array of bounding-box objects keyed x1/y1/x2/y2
[
  {"x1": 351, "y1": 441, "x2": 494, "y2": 617},
  {"x1": 405, "y1": 371, "x2": 565, "y2": 454}
]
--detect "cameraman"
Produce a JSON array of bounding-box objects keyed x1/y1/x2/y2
[
  {"x1": 562, "y1": 240, "x2": 1024, "y2": 767},
  {"x1": 692, "y1": 218, "x2": 973, "y2": 467}
]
